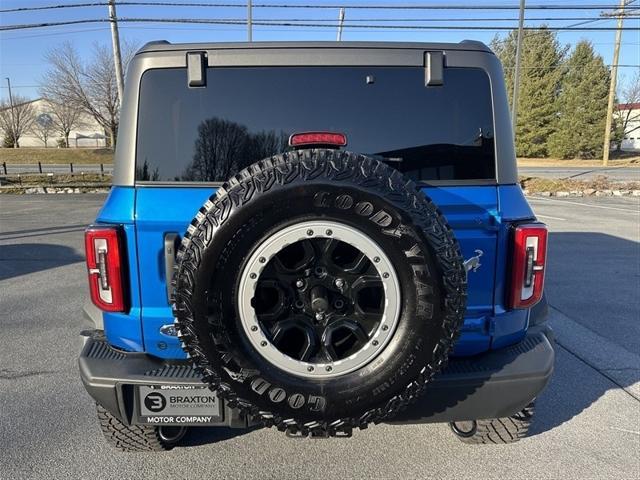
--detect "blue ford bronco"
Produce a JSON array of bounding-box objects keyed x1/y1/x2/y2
[{"x1": 79, "y1": 41, "x2": 554, "y2": 451}]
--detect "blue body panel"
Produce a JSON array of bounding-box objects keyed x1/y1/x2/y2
[
  {"x1": 135, "y1": 188, "x2": 214, "y2": 359},
  {"x1": 423, "y1": 186, "x2": 498, "y2": 356},
  {"x1": 95, "y1": 188, "x2": 145, "y2": 352},
  {"x1": 96, "y1": 184, "x2": 536, "y2": 359}
]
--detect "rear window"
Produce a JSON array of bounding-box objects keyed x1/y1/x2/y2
[{"x1": 136, "y1": 66, "x2": 495, "y2": 183}]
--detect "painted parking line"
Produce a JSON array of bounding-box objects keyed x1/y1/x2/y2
[
  {"x1": 527, "y1": 196, "x2": 640, "y2": 213},
  {"x1": 536, "y1": 214, "x2": 566, "y2": 221}
]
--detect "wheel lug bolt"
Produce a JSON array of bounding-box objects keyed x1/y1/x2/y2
[
  {"x1": 260, "y1": 341, "x2": 267, "y2": 347},
  {"x1": 382, "y1": 272, "x2": 389, "y2": 279},
  {"x1": 307, "y1": 366, "x2": 314, "y2": 372},
  {"x1": 374, "y1": 256, "x2": 381, "y2": 263},
  {"x1": 325, "y1": 229, "x2": 333, "y2": 236},
  {"x1": 296, "y1": 279, "x2": 305, "y2": 289},
  {"x1": 372, "y1": 340, "x2": 379, "y2": 346},
  {"x1": 250, "y1": 273, "x2": 257, "y2": 279},
  {"x1": 251, "y1": 326, "x2": 258, "y2": 332},
  {"x1": 259, "y1": 257, "x2": 266, "y2": 263},
  {"x1": 307, "y1": 229, "x2": 314, "y2": 236},
  {"x1": 382, "y1": 325, "x2": 389, "y2": 331},
  {"x1": 326, "y1": 366, "x2": 333, "y2": 372},
  {"x1": 334, "y1": 278, "x2": 345, "y2": 289}
]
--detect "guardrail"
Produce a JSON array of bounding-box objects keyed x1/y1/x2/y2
[{"x1": 1, "y1": 162, "x2": 114, "y2": 175}]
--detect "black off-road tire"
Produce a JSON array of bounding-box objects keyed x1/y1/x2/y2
[
  {"x1": 172, "y1": 149, "x2": 467, "y2": 436},
  {"x1": 449, "y1": 402, "x2": 535, "y2": 444},
  {"x1": 96, "y1": 404, "x2": 185, "y2": 452}
]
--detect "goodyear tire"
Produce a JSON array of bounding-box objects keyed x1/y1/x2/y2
[
  {"x1": 172, "y1": 149, "x2": 466, "y2": 436},
  {"x1": 449, "y1": 402, "x2": 536, "y2": 444},
  {"x1": 96, "y1": 404, "x2": 186, "y2": 452}
]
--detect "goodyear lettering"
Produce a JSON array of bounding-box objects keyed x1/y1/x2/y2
[
  {"x1": 247, "y1": 376, "x2": 327, "y2": 412},
  {"x1": 313, "y1": 191, "x2": 394, "y2": 229}
]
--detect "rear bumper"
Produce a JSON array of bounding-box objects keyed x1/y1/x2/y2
[
  {"x1": 388, "y1": 325, "x2": 554, "y2": 423},
  {"x1": 79, "y1": 327, "x2": 554, "y2": 426}
]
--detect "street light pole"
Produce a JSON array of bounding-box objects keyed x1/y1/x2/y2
[
  {"x1": 5, "y1": 77, "x2": 17, "y2": 149},
  {"x1": 248, "y1": 0, "x2": 253, "y2": 42},
  {"x1": 108, "y1": 0, "x2": 125, "y2": 107},
  {"x1": 602, "y1": 0, "x2": 628, "y2": 166},
  {"x1": 511, "y1": 0, "x2": 526, "y2": 139}
]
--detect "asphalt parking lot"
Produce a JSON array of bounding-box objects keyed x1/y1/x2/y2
[
  {"x1": 519, "y1": 166, "x2": 639, "y2": 182},
  {"x1": 1, "y1": 194, "x2": 638, "y2": 480}
]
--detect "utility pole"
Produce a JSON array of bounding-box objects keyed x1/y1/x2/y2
[
  {"x1": 511, "y1": 0, "x2": 526, "y2": 138},
  {"x1": 5, "y1": 77, "x2": 17, "y2": 148},
  {"x1": 108, "y1": 0, "x2": 125, "y2": 107},
  {"x1": 248, "y1": 0, "x2": 253, "y2": 42},
  {"x1": 602, "y1": 0, "x2": 628, "y2": 166},
  {"x1": 337, "y1": 8, "x2": 345, "y2": 41}
]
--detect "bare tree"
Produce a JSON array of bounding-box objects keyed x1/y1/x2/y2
[
  {"x1": 182, "y1": 118, "x2": 290, "y2": 182},
  {"x1": 41, "y1": 41, "x2": 136, "y2": 148},
  {"x1": 183, "y1": 118, "x2": 251, "y2": 181},
  {"x1": 615, "y1": 72, "x2": 640, "y2": 151},
  {"x1": 0, "y1": 95, "x2": 36, "y2": 148},
  {"x1": 43, "y1": 99, "x2": 83, "y2": 148},
  {"x1": 31, "y1": 112, "x2": 55, "y2": 147}
]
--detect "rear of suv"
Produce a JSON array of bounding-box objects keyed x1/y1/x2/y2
[{"x1": 79, "y1": 41, "x2": 554, "y2": 451}]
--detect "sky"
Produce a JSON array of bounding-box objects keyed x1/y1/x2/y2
[{"x1": 0, "y1": 0, "x2": 639, "y2": 102}]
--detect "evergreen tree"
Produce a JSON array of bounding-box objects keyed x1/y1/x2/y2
[
  {"x1": 492, "y1": 28, "x2": 566, "y2": 157},
  {"x1": 548, "y1": 41, "x2": 610, "y2": 159}
]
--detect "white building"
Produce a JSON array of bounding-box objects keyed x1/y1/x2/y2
[
  {"x1": 1, "y1": 97, "x2": 107, "y2": 148},
  {"x1": 616, "y1": 102, "x2": 640, "y2": 152}
]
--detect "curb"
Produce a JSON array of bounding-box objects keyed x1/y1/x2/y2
[
  {"x1": 0, "y1": 186, "x2": 110, "y2": 194},
  {"x1": 523, "y1": 189, "x2": 640, "y2": 198}
]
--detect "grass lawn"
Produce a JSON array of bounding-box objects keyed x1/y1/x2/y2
[
  {"x1": 2, "y1": 147, "x2": 638, "y2": 169},
  {"x1": 517, "y1": 156, "x2": 639, "y2": 167},
  {"x1": 1, "y1": 173, "x2": 111, "y2": 187},
  {"x1": 0, "y1": 148, "x2": 114, "y2": 164}
]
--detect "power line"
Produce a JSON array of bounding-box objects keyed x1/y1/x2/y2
[
  {"x1": 3, "y1": 2, "x2": 640, "y2": 13},
  {"x1": 2, "y1": 18, "x2": 640, "y2": 31},
  {"x1": 70, "y1": 16, "x2": 638, "y2": 22},
  {"x1": 0, "y1": 27, "x2": 110, "y2": 40},
  {"x1": 5, "y1": 16, "x2": 635, "y2": 25}
]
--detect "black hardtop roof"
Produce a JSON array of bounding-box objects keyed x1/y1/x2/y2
[{"x1": 137, "y1": 40, "x2": 492, "y2": 55}]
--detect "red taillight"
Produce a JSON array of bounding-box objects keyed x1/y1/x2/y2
[
  {"x1": 289, "y1": 132, "x2": 347, "y2": 148},
  {"x1": 84, "y1": 225, "x2": 127, "y2": 312},
  {"x1": 509, "y1": 223, "x2": 548, "y2": 309}
]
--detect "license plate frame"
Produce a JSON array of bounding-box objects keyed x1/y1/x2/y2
[{"x1": 136, "y1": 385, "x2": 223, "y2": 426}]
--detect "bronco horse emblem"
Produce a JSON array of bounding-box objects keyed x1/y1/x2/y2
[{"x1": 464, "y1": 249, "x2": 484, "y2": 273}]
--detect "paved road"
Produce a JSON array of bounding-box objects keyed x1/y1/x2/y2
[
  {"x1": 519, "y1": 166, "x2": 639, "y2": 182},
  {"x1": 1, "y1": 195, "x2": 638, "y2": 480},
  {"x1": 3, "y1": 163, "x2": 113, "y2": 175}
]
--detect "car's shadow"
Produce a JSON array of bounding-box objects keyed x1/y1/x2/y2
[
  {"x1": 181, "y1": 425, "x2": 262, "y2": 446},
  {"x1": 528, "y1": 231, "x2": 639, "y2": 436},
  {"x1": 0, "y1": 243, "x2": 84, "y2": 280}
]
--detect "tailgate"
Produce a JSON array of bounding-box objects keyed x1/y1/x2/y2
[{"x1": 134, "y1": 185, "x2": 499, "y2": 359}]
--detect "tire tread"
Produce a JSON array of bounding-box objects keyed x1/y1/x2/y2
[
  {"x1": 451, "y1": 402, "x2": 535, "y2": 445},
  {"x1": 96, "y1": 404, "x2": 170, "y2": 452},
  {"x1": 172, "y1": 149, "x2": 467, "y2": 437}
]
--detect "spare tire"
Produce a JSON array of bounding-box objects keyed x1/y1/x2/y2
[{"x1": 172, "y1": 149, "x2": 466, "y2": 436}]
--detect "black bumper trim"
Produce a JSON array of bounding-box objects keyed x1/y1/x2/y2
[
  {"x1": 388, "y1": 325, "x2": 555, "y2": 423},
  {"x1": 79, "y1": 327, "x2": 554, "y2": 426}
]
